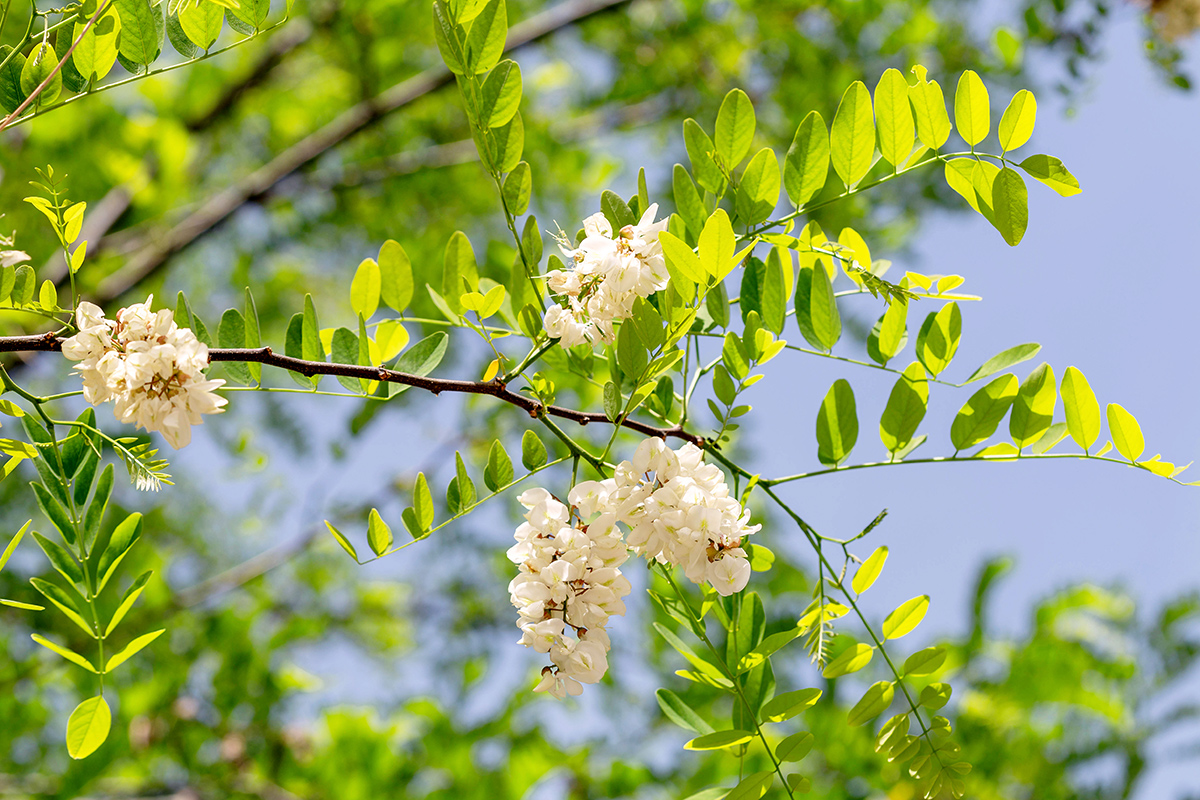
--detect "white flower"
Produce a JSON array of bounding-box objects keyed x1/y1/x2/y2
[
  {"x1": 542, "y1": 205, "x2": 670, "y2": 349},
  {"x1": 60, "y1": 295, "x2": 226, "y2": 450}
]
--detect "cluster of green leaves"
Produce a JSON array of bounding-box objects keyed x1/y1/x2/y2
[
  {"x1": 0, "y1": 0, "x2": 285, "y2": 122},
  {"x1": 0, "y1": 404, "x2": 162, "y2": 758}
]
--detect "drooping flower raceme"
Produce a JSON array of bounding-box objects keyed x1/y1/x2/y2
[
  {"x1": 542, "y1": 204, "x2": 670, "y2": 347},
  {"x1": 61, "y1": 297, "x2": 227, "y2": 449},
  {"x1": 510, "y1": 439, "x2": 760, "y2": 697},
  {"x1": 507, "y1": 486, "x2": 632, "y2": 698},
  {"x1": 609, "y1": 439, "x2": 759, "y2": 597}
]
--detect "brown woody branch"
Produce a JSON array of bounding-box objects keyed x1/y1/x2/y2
[{"x1": 0, "y1": 335, "x2": 701, "y2": 445}]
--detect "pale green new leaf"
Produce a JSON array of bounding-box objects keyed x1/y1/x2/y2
[
  {"x1": 367, "y1": 508, "x2": 393, "y2": 555},
  {"x1": 684, "y1": 730, "x2": 755, "y2": 751},
  {"x1": 726, "y1": 772, "x2": 774, "y2": 800},
  {"x1": 908, "y1": 65, "x2": 951, "y2": 149},
  {"x1": 852, "y1": 546, "x2": 888, "y2": 594},
  {"x1": 66, "y1": 696, "x2": 110, "y2": 759},
  {"x1": 822, "y1": 642, "x2": 873, "y2": 678},
  {"x1": 962, "y1": 342, "x2": 1041, "y2": 384},
  {"x1": 32, "y1": 633, "x2": 97, "y2": 672},
  {"x1": 954, "y1": 70, "x2": 989, "y2": 147},
  {"x1": 990, "y1": 167, "x2": 1028, "y2": 246},
  {"x1": 830, "y1": 81, "x2": 875, "y2": 187},
  {"x1": 883, "y1": 595, "x2": 929, "y2": 639},
  {"x1": 875, "y1": 68, "x2": 914, "y2": 169},
  {"x1": 783, "y1": 111, "x2": 829, "y2": 207},
  {"x1": 915, "y1": 302, "x2": 961, "y2": 377},
  {"x1": 1018, "y1": 154, "x2": 1081, "y2": 196},
  {"x1": 350, "y1": 258, "x2": 381, "y2": 320},
  {"x1": 1107, "y1": 403, "x2": 1145, "y2": 462},
  {"x1": 1061, "y1": 366, "x2": 1101, "y2": 451},
  {"x1": 1010, "y1": 363, "x2": 1056, "y2": 448},
  {"x1": 998, "y1": 89, "x2": 1037, "y2": 151},
  {"x1": 105, "y1": 629, "x2": 165, "y2": 672},
  {"x1": 760, "y1": 688, "x2": 822, "y2": 722},
  {"x1": 714, "y1": 88, "x2": 755, "y2": 168}
]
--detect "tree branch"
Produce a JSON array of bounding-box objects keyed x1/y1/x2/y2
[
  {"x1": 92, "y1": 0, "x2": 633, "y2": 305},
  {"x1": 0, "y1": 334, "x2": 702, "y2": 444}
]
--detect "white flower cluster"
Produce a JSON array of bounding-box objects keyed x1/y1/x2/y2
[
  {"x1": 543, "y1": 204, "x2": 670, "y2": 348},
  {"x1": 610, "y1": 439, "x2": 759, "y2": 597},
  {"x1": 61, "y1": 297, "x2": 227, "y2": 449},
  {"x1": 510, "y1": 439, "x2": 760, "y2": 697},
  {"x1": 507, "y1": 486, "x2": 632, "y2": 698}
]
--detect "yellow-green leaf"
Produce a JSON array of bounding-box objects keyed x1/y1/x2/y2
[
  {"x1": 875, "y1": 68, "x2": 914, "y2": 169},
  {"x1": 1009, "y1": 362, "x2": 1056, "y2": 448},
  {"x1": 350, "y1": 258, "x2": 381, "y2": 320},
  {"x1": 1061, "y1": 366, "x2": 1100, "y2": 451},
  {"x1": 954, "y1": 70, "x2": 989, "y2": 147},
  {"x1": 852, "y1": 545, "x2": 888, "y2": 594},
  {"x1": 31, "y1": 633, "x2": 97, "y2": 672},
  {"x1": 822, "y1": 642, "x2": 873, "y2": 678},
  {"x1": 684, "y1": 729, "x2": 755, "y2": 751},
  {"x1": 908, "y1": 65, "x2": 951, "y2": 149},
  {"x1": 66, "y1": 696, "x2": 111, "y2": 759},
  {"x1": 998, "y1": 89, "x2": 1037, "y2": 151},
  {"x1": 848, "y1": 680, "x2": 895, "y2": 726},
  {"x1": 883, "y1": 595, "x2": 929, "y2": 640},
  {"x1": 104, "y1": 628, "x2": 164, "y2": 672},
  {"x1": 1107, "y1": 403, "x2": 1145, "y2": 462},
  {"x1": 830, "y1": 81, "x2": 875, "y2": 187}
]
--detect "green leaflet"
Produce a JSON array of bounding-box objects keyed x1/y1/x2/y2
[
  {"x1": 178, "y1": 0, "x2": 221, "y2": 50},
  {"x1": 115, "y1": 0, "x2": 164, "y2": 69},
  {"x1": 830, "y1": 80, "x2": 875, "y2": 187},
  {"x1": 1009, "y1": 362, "x2": 1056, "y2": 448},
  {"x1": 795, "y1": 264, "x2": 840, "y2": 351},
  {"x1": 73, "y1": 6, "x2": 122, "y2": 82},
  {"x1": 1107, "y1": 403, "x2": 1145, "y2": 462},
  {"x1": 848, "y1": 681, "x2": 895, "y2": 726},
  {"x1": 908, "y1": 65, "x2": 951, "y2": 150},
  {"x1": 520, "y1": 429, "x2": 547, "y2": 469},
  {"x1": 783, "y1": 110, "x2": 830, "y2": 207},
  {"x1": 20, "y1": 43, "x2": 62, "y2": 106},
  {"x1": 990, "y1": 167, "x2": 1029, "y2": 246},
  {"x1": 0, "y1": 46, "x2": 27, "y2": 114},
  {"x1": 734, "y1": 147, "x2": 780, "y2": 225},
  {"x1": 464, "y1": 0, "x2": 506, "y2": 74},
  {"x1": 105, "y1": 629, "x2": 165, "y2": 672},
  {"x1": 714, "y1": 88, "x2": 755, "y2": 169},
  {"x1": 852, "y1": 546, "x2": 888, "y2": 594},
  {"x1": 875, "y1": 67, "x2": 914, "y2": 169},
  {"x1": 502, "y1": 161, "x2": 531, "y2": 216},
  {"x1": 1018, "y1": 154, "x2": 1081, "y2": 197},
  {"x1": 867, "y1": 298, "x2": 908, "y2": 366},
  {"x1": 350, "y1": 258, "x2": 381, "y2": 320},
  {"x1": 962, "y1": 342, "x2": 1041, "y2": 384},
  {"x1": 879, "y1": 362, "x2": 928, "y2": 456},
  {"x1": 954, "y1": 69, "x2": 989, "y2": 147},
  {"x1": 672, "y1": 164, "x2": 706, "y2": 238},
  {"x1": 816, "y1": 379, "x2": 858, "y2": 467},
  {"x1": 489, "y1": 111, "x2": 523, "y2": 173},
  {"x1": 950, "y1": 374, "x2": 1018, "y2": 451},
  {"x1": 483, "y1": 440, "x2": 513, "y2": 491},
  {"x1": 443, "y1": 231, "x2": 479, "y2": 312},
  {"x1": 684, "y1": 730, "x2": 754, "y2": 751},
  {"x1": 480, "y1": 59, "x2": 522, "y2": 128},
  {"x1": 998, "y1": 89, "x2": 1037, "y2": 151},
  {"x1": 683, "y1": 119, "x2": 726, "y2": 195},
  {"x1": 903, "y1": 646, "x2": 947, "y2": 676},
  {"x1": 915, "y1": 302, "x2": 961, "y2": 377},
  {"x1": 218, "y1": 309, "x2": 253, "y2": 385},
  {"x1": 655, "y1": 688, "x2": 713, "y2": 734},
  {"x1": 66, "y1": 696, "x2": 110, "y2": 759},
  {"x1": 1061, "y1": 366, "x2": 1101, "y2": 451},
  {"x1": 883, "y1": 595, "x2": 929, "y2": 639},
  {"x1": 378, "y1": 239, "x2": 414, "y2": 313}
]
